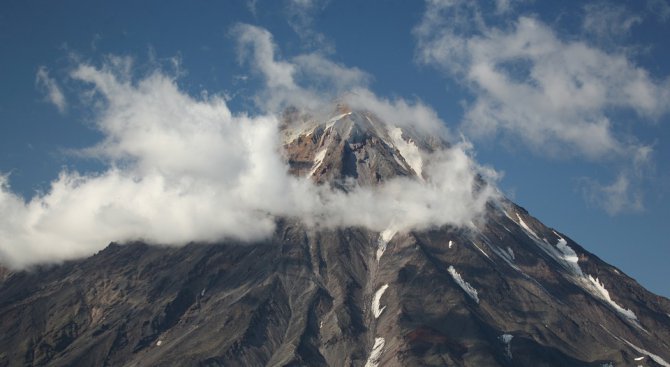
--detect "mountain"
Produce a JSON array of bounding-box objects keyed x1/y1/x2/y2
[{"x1": 1, "y1": 106, "x2": 669, "y2": 367}]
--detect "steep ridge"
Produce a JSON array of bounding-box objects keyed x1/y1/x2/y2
[{"x1": 0, "y1": 107, "x2": 668, "y2": 366}]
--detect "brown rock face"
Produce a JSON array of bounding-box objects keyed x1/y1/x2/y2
[{"x1": 0, "y1": 108, "x2": 669, "y2": 367}]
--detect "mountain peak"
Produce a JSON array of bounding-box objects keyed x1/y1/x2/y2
[{"x1": 281, "y1": 106, "x2": 440, "y2": 187}]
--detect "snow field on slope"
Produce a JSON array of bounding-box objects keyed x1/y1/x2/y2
[
  {"x1": 448, "y1": 265, "x2": 479, "y2": 303},
  {"x1": 372, "y1": 284, "x2": 389, "y2": 318},
  {"x1": 364, "y1": 337, "x2": 386, "y2": 367}
]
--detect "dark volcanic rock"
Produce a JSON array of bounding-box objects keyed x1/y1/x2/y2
[
  {"x1": 1, "y1": 213, "x2": 669, "y2": 366},
  {"x1": 0, "y1": 109, "x2": 669, "y2": 366}
]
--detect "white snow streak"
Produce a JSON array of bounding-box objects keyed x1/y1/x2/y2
[
  {"x1": 520, "y1": 223, "x2": 583, "y2": 277},
  {"x1": 553, "y1": 232, "x2": 579, "y2": 264},
  {"x1": 308, "y1": 148, "x2": 327, "y2": 177},
  {"x1": 490, "y1": 244, "x2": 519, "y2": 271},
  {"x1": 389, "y1": 127, "x2": 423, "y2": 178},
  {"x1": 623, "y1": 338, "x2": 670, "y2": 367},
  {"x1": 448, "y1": 240, "x2": 454, "y2": 249},
  {"x1": 515, "y1": 214, "x2": 640, "y2": 324},
  {"x1": 635, "y1": 356, "x2": 645, "y2": 361},
  {"x1": 325, "y1": 111, "x2": 352, "y2": 129},
  {"x1": 586, "y1": 275, "x2": 638, "y2": 320},
  {"x1": 500, "y1": 334, "x2": 513, "y2": 358},
  {"x1": 478, "y1": 233, "x2": 519, "y2": 270},
  {"x1": 506, "y1": 247, "x2": 515, "y2": 260},
  {"x1": 472, "y1": 242, "x2": 490, "y2": 259},
  {"x1": 527, "y1": 229, "x2": 639, "y2": 323},
  {"x1": 380, "y1": 229, "x2": 396, "y2": 244},
  {"x1": 448, "y1": 265, "x2": 479, "y2": 303},
  {"x1": 372, "y1": 284, "x2": 389, "y2": 318},
  {"x1": 516, "y1": 214, "x2": 539, "y2": 238},
  {"x1": 549, "y1": 235, "x2": 583, "y2": 276},
  {"x1": 376, "y1": 229, "x2": 396, "y2": 261},
  {"x1": 364, "y1": 337, "x2": 385, "y2": 367},
  {"x1": 392, "y1": 153, "x2": 408, "y2": 171}
]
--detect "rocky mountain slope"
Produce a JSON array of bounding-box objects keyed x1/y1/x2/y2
[{"x1": 0, "y1": 106, "x2": 669, "y2": 367}]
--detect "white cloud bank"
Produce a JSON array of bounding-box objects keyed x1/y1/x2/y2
[
  {"x1": 414, "y1": 0, "x2": 670, "y2": 213},
  {"x1": 0, "y1": 25, "x2": 498, "y2": 269}
]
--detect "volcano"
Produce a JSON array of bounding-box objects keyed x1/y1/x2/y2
[{"x1": 0, "y1": 107, "x2": 669, "y2": 367}]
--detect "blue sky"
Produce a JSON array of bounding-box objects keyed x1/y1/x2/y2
[{"x1": 1, "y1": 0, "x2": 669, "y2": 297}]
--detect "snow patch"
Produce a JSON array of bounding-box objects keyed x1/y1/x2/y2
[
  {"x1": 502, "y1": 208, "x2": 516, "y2": 222},
  {"x1": 325, "y1": 111, "x2": 352, "y2": 129},
  {"x1": 392, "y1": 154, "x2": 407, "y2": 170},
  {"x1": 380, "y1": 228, "x2": 396, "y2": 243},
  {"x1": 516, "y1": 214, "x2": 539, "y2": 238},
  {"x1": 448, "y1": 240, "x2": 454, "y2": 249},
  {"x1": 526, "y1": 233, "x2": 645, "y2": 325},
  {"x1": 472, "y1": 242, "x2": 490, "y2": 259},
  {"x1": 281, "y1": 118, "x2": 319, "y2": 143},
  {"x1": 389, "y1": 127, "x2": 423, "y2": 178},
  {"x1": 524, "y1": 228, "x2": 583, "y2": 277},
  {"x1": 308, "y1": 148, "x2": 327, "y2": 177},
  {"x1": 364, "y1": 337, "x2": 385, "y2": 367},
  {"x1": 478, "y1": 234, "x2": 520, "y2": 271},
  {"x1": 490, "y1": 244, "x2": 519, "y2": 270},
  {"x1": 586, "y1": 275, "x2": 638, "y2": 320},
  {"x1": 635, "y1": 356, "x2": 645, "y2": 361},
  {"x1": 549, "y1": 235, "x2": 583, "y2": 276},
  {"x1": 623, "y1": 338, "x2": 670, "y2": 367},
  {"x1": 506, "y1": 247, "x2": 515, "y2": 260},
  {"x1": 500, "y1": 334, "x2": 513, "y2": 358},
  {"x1": 376, "y1": 229, "x2": 396, "y2": 261},
  {"x1": 553, "y1": 233, "x2": 579, "y2": 264},
  {"x1": 448, "y1": 266, "x2": 479, "y2": 303},
  {"x1": 372, "y1": 284, "x2": 389, "y2": 318},
  {"x1": 156, "y1": 340, "x2": 162, "y2": 346}
]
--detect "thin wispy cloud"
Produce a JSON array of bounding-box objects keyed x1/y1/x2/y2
[
  {"x1": 647, "y1": 0, "x2": 670, "y2": 23},
  {"x1": 583, "y1": 2, "x2": 641, "y2": 36},
  {"x1": 246, "y1": 0, "x2": 259, "y2": 18},
  {"x1": 35, "y1": 66, "x2": 67, "y2": 113},
  {"x1": 285, "y1": 0, "x2": 333, "y2": 52},
  {"x1": 581, "y1": 174, "x2": 644, "y2": 215}
]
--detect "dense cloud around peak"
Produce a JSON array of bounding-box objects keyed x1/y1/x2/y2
[{"x1": 0, "y1": 25, "x2": 498, "y2": 268}]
